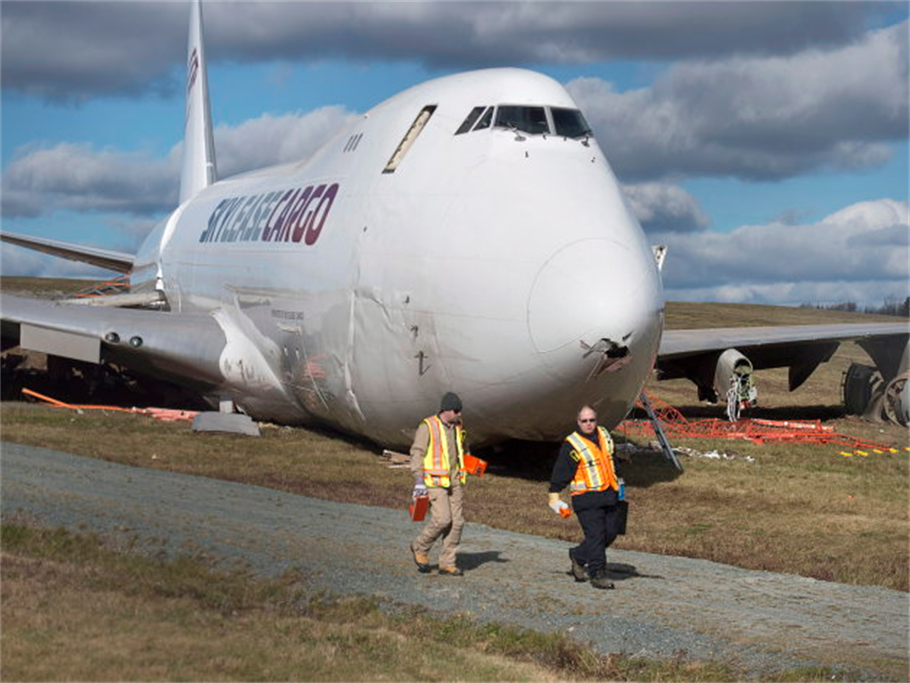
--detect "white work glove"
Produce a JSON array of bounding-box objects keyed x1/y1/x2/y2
[
  {"x1": 548, "y1": 500, "x2": 569, "y2": 515},
  {"x1": 548, "y1": 492, "x2": 569, "y2": 516},
  {"x1": 413, "y1": 483, "x2": 428, "y2": 497}
]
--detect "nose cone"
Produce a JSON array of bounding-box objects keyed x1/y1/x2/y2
[{"x1": 528, "y1": 237, "x2": 661, "y2": 357}]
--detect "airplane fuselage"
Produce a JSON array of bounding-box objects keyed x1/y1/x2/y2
[{"x1": 133, "y1": 69, "x2": 665, "y2": 446}]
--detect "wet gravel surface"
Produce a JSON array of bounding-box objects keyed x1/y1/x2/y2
[{"x1": 3, "y1": 442, "x2": 908, "y2": 681}]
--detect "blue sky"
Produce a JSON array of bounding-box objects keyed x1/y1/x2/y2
[{"x1": 2, "y1": 1, "x2": 907, "y2": 307}]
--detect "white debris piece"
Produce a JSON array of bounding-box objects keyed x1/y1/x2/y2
[{"x1": 675, "y1": 446, "x2": 755, "y2": 463}]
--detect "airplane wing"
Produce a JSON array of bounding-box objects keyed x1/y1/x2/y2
[
  {"x1": 657, "y1": 323, "x2": 909, "y2": 415},
  {"x1": 660, "y1": 323, "x2": 908, "y2": 362},
  {"x1": 1, "y1": 294, "x2": 225, "y2": 390},
  {"x1": 1, "y1": 231, "x2": 134, "y2": 274}
]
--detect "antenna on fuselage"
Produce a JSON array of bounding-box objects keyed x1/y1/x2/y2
[{"x1": 180, "y1": 0, "x2": 218, "y2": 204}]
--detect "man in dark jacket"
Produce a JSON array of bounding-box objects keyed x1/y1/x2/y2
[{"x1": 548, "y1": 405, "x2": 622, "y2": 589}]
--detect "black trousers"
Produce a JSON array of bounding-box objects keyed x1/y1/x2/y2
[{"x1": 573, "y1": 503, "x2": 620, "y2": 572}]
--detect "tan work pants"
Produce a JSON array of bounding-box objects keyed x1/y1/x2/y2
[{"x1": 413, "y1": 484, "x2": 464, "y2": 568}]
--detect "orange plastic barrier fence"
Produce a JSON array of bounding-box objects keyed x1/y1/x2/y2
[
  {"x1": 22, "y1": 388, "x2": 198, "y2": 423},
  {"x1": 616, "y1": 391, "x2": 901, "y2": 454}
]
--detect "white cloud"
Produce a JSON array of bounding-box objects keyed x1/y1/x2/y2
[
  {"x1": 569, "y1": 21, "x2": 908, "y2": 181},
  {"x1": 1, "y1": 3, "x2": 186, "y2": 102},
  {"x1": 1, "y1": 107, "x2": 356, "y2": 219},
  {"x1": 1, "y1": 2, "x2": 893, "y2": 102},
  {"x1": 622, "y1": 182, "x2": 710, "y2": 233},
  {"x1": 1, "y1": 243, "x2": 113, "y2": 280},
  {"x1": 214, "y1": 106, "x2": 359, "y2": 178},
  {"x1": 659, "y1": 199, "x2": 910, "y2": 306},
  {"x1": 2, "y1": 143, "x2": 178, "y2": 218}
]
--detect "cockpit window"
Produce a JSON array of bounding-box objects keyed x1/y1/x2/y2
[
  {"x1": 452, "y1": 104, "x2": 592, "y2": 140},
  {"x1": 551, "y1": 107, "x2": 592, "y2": 139},
  {"x1": 495, "y1": 106, "x2": 550, "y2": 135},
  {"x1": 474, "y1": 107, "x2": 494, "y2": 131},
  {"x1": 456, "y1": 106, "x2": 486, "y2": 135}
]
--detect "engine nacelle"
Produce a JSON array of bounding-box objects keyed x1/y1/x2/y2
[{"x1": 714, "y1": 348, "x2": 758, "y2": 421}]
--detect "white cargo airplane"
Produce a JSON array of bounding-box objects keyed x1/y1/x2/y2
[{"x1": 2, "y1": 1, "x2": 907, "y2": 445}]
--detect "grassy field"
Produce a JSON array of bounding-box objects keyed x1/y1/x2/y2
[
  {"x1": 2, "y1": 522, "x2": 756, "y2": 682},
  {"x1": 3, "y1": 401, "x2": 906, "y2": 593},
  {"x1": 1, "y1": 276, "x2": 97, "y2": 298}
]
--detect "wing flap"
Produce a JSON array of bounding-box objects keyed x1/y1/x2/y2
[
  {"x1": 21, "y1": 324, "x2": 101, "y2": 363},
  {"x1": 2, "y1": 294, "x2": 226, "y2": 389}
]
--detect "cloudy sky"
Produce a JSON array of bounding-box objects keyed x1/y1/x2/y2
[{"x1": 2, "y1": 1, "x2": 908, "y2": 307}]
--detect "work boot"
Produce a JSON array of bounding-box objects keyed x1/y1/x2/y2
[
  {"x1": 438, "y1": 566, "x2": 463, "y2": 576},
  {"x1": 411, "y1": 543, "x2": 430, "y2": 573},
  {"x1": 589, "y1": 569, "x2": 615, "y2": 590},
  {"x1": 568, "y1": 548, "x2": 587, "y2": 582}
]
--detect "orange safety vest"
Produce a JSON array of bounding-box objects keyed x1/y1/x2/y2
[
  {"x1": 421, "y1": 415, "x2": 467, "y2": 487},
  {"x1": 566, "y1": 426, "x2": 618, "y2": 496}
]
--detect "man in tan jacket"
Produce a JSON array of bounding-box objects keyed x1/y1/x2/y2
[{"x1": 409, "y1": 392, "x2": 468, "y2": 576}]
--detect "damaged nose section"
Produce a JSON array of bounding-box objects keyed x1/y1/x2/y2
[
  {"x1": 581, "y1": 336, "x2": 632, "y2": 380},
  {"x1": 527, "y1": 237, "x2": 657, "y2": 380}
]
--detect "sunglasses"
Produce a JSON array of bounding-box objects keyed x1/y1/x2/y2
[{"x1": 579, "y1": 418, "x2": 596, "y2": 423}]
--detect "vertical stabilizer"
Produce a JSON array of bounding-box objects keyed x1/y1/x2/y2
[{"x1": 180, "y1": 0, "x2": 217, "y2": 204}]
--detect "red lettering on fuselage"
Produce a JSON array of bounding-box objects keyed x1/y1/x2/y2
[
  {"x1": 291, "y1": 184, "x2": 324, "y2": 243},
  {"x1": 304, "y1": 184, "x2": 339, "y2": 245},
  {"x1": 200, "y1": 183, "x2": 340, "y2": 246}
]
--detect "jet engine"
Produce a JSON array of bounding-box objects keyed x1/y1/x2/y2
[
  {"x1": 714, "y1": 348, "x2": 758, "y2": 421},
  {"x1": 657, "y1": 347, "x2": 759, "y2": 421},
  {"x1": 842, "y1": 337, "x2": 909, "y2": 427}
]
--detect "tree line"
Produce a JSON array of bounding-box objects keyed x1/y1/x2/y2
[{"x1": 799, "y1": 296, "x2": 909, "y2": 318}]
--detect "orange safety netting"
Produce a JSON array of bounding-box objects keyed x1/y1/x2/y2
[
  {"x1": 22, "y1": 388, "x2": 198, "y2": 423},
  {"x1": 616, "y1": 391, "x2": 905, "y2": 455},
  {"x1": 70, "y1": 276, "x2": 130, "y2": 298}
]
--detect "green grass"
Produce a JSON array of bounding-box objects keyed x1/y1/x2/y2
[
  {"x1": 2, "y1": 401, "x2": 907, "y2": 591},
  {"x1": 664, "y1": 300, "x2": 905, "y2": 328},
  {"x1": 1, "y1": 276, "x2": 97, "y2": 299},
  {"x1": 3, "y1": 522, "x2": 750, "y2": 682}
]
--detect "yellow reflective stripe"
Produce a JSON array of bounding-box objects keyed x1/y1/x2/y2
[
  {"x1": 567, "y1": 433, "x2": 602, "y2": 492},
  {"x1": 428, "y1": 417, "x2": 445, "y2": 471},
  {"x1": 596, "y1": 428, "x2": 618, "y2": 491},
  {"x1": 421, "y1": 416, "x2": 468, "y2": 487},
  {"x1": 576, "y1": 433, "x2": 605, "y2": 489},
  {"x1": 454, "y1": 424, "x2": 466, "y2": 484},
  {"x1": 566, "y1": 428, "x2": 617, "y2": 494},
  {"x1": 423, "y1": 415, "x2": 453, "y2": 487}
]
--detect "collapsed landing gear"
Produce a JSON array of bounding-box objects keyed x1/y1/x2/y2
[
  {"x1": 883, "y1": 373, "x2": 908, "y2": 427},
  {"x1": 842, "y1": 363, "x2": 908, "y2": 427}
]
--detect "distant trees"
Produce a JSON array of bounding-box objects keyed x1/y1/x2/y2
[{"x1": 800, "y1": 296, "x2": 909, "y2": 318}]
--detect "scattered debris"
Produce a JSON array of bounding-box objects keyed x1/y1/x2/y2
[
  {"x1": 380, "y1": 449, "x2": 411, "y2": 468},
  {"x1": 615, "y1": 441, "x2": 754, "y2": 464},
  {"x1": 674, "y1": 446, "x2": 754, "y2": 463},
  {"x1": 192, "y1": 412, "x2": 260, "y2": 437}
]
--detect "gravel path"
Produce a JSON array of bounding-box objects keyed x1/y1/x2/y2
[{"x1": 3, "y1": 442, "x2": 907, "y2": 681}]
